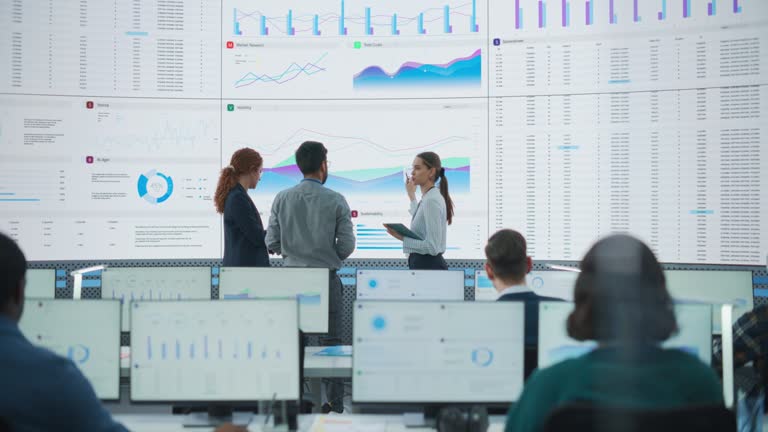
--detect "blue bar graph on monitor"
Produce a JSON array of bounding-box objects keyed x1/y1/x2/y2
[
  {"x1": 339, "y1": 0, "x2": 345, "y2": 35},
  {"x1": 365, "y1": 7, "x2": 372, "y2": 35},
  {"x1": 471, "y1": 0, "x2": 477, "y2": 31},
  {"x1": 444, "y1": 5, "x2": 451, "y2": 33},
  {"x1": 392, "y1": 14, "x2": 399, "y2": 35},
  {"x1": 313, "y1": 14, "x2": 320, "y2": 35},
  {"x1": 418, "y1": 13, "x2": 425, "y2": 34},
  {"x1": 287, "y1": 10, "x2": 294, "y2": 35},
  {"x1": 234, "y1": 9, "x2": 241, "y2": 35},
  {"x1": 260, "y1": 15, "x2": 267, "y2": 35}
]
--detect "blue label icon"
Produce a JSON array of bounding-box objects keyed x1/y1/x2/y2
[{"x1": 368, "y1": 279, "x2": 378, "y2": 289}]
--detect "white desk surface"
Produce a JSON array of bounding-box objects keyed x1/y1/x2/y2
[
  {"x1": 120, "y1": 346, "x2": 353, "y2": 379},
  {"x1": 114, "y1": 414, "x2": 507, "y2": 432}
]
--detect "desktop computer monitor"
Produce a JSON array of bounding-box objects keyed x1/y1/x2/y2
[
  {"x1": 474, "y1": 270, "x2": 496, "y2": 301},
  {"x1": 19, "y1": 299, "x2": 121, "y2": 400},
  {"x1": 130, "y1": 299, "x2": 300, "y2": 402},
  {"x1": 474, "y1": 270, "x2": 577, "y2": 301},
  {"x1": 356, "y1": 270, "x2": 464, "y2": 301},
  {"x1": 665, "y1": 270, "x2": 753, "y2": 333},
  {"x1": 537, "y1": 302, "x2": 713, "y2": 369},
  {"x1": 101, "y1": 266, "x2": 212, "y2": 332},
  {"x1": 353, "y1": 301, "x2": 525, "y2": 404},
  {"x1": 25, "y1": 269, "x2": 56, "y2": 299},
  {"x1": 218, "y1": 267, "x2": 330, "y2": 333}
]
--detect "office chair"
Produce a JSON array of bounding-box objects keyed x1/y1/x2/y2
[{"x1": 543, "y1": 402, "x2": 736, "y2": 432}]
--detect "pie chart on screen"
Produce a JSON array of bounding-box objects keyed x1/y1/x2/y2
[{"x1": 137, "y1": 169, "x2": 173, "y2": 204}]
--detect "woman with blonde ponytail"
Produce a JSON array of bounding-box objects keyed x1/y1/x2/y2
[
  {"x1": 385, "y1": 152, "x2": 454, "y2": 270},
  {"x1": 215, "y1": 148, "x2": 269, "y2": 267}
]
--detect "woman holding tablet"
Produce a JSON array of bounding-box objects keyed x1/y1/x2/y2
[
  {"x1": 385, "y1": 152, "x2": 454, "y2": 270},
  {"x1": 214, "y1": 148, "x2": 270, "y2": 267}
]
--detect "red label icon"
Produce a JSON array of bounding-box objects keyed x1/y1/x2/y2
[
  {"x1": 85, "y1": 101, "x2": 94, "y2": 109},
  {"x1": 86, "y1": 156, "x2": 94, "y2": 164},
  {"x1": 226, "y1": 41, "x2": 234, "y2": 49},
  {"x1": 351, "y1": 210, "x2": 359, "y2": 218}
]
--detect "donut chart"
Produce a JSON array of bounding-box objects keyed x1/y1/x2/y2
[{"x1": 137, "y1": 170, "x2": 173, "y2": 204}]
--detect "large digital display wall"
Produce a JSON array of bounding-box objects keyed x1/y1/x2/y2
[{"x1": 1, "y1": 0, "x2": 765, "y2": 263}]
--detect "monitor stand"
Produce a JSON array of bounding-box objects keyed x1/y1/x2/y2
[{"x1": 182, "y1": 406, "x2": 252, "y2": 428}]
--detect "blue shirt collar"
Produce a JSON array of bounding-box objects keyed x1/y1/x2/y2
[{"x1": 302, "y1": 178, "x2": 323, "y2": 185}]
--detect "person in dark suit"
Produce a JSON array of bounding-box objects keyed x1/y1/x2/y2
[
  {"x1": 215, "y1": 148, "x2": 270, "y2": 267},
  {"x1": 484, "y1": 229, "x2": 562, "y2": 377}
]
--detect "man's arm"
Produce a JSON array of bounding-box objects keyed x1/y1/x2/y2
[
  {"x1": 335, "y1": 197, "x2": 356, "y2": 260},
  {"x1": 265, "y1": 194, "x2": 282, "y2": 255}
]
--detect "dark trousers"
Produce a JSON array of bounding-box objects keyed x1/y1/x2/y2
[{"x1": 408, "y1": 253, "x2": 448, "y2": 270}]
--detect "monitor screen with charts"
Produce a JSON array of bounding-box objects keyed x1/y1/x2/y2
[
  {"x1": 130, "y1": 299, "x2": 300, "y2": 402},
  {"x1": 353, "y1": 301, "x2": 525, "y2": 403},
  {"x1": 474, "y1": 270, "x2": 577, "y2": 301},
  {"x1": 537, "y1": 302, "x2": 713, "y2": 369},
  {"x1": 101, "y1": 266, "x2": 212, "y2": 332},
  {"x1": 356, "y1": 270, "x2": 465, "y2": 300},
  {"x1": 25, "y1": 269, "x2": 56, "y2": 299},
  {"x1": 19, "y1": 299, "x2": 121, "y2": 400},
  {"x1": 664, "y1": 270, "x2": 753, "y2": 333},
  {"x1": 218, "y1": 267, "x2": 330, "y2": 333}
]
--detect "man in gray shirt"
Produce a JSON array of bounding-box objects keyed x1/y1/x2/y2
[{"x1": 266, "y1": 140, "x2": 355, "y2": 413}]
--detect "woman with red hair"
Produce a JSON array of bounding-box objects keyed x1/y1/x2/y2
[{"x1": 214, "y1": 148, "x2": 270, "y2": 267}]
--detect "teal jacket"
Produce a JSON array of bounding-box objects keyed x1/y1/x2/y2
[{"x1": 505, "y1": 346, "x2": 724, "y2": 432}]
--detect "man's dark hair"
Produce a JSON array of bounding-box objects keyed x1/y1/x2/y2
[
  {"x1": 295, "y1": 141, "x2": 328, "y2": 175},
  {"x1": 567, "y1": 234, "x2": 678, "y2": 344},
  {"x1": 0, "y1": 232, "x2": 26, "y2": 307},
  {"x1": 484, "y1": 229, "x2": 528, "y2": 283}
]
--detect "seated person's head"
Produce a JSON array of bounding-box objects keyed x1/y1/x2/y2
[
  {"x1": 567, "y1": 234, "x2": 677, "y2": 345},
  {"x1": 0, "y1": 232, "x2": 26, "y2": 322},
  {"x1": 484, "y1": 229, "x2": 532, "y2": 290}
]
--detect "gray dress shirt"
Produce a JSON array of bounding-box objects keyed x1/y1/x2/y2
[{"x1": 266, "y1": 179, "x2": 355, "y2": 270}]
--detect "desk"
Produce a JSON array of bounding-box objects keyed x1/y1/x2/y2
[{"x1": 113, "y1": 414, "x2": 507, "y2": 432}]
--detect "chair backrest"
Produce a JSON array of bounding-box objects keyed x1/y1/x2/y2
[
  {"x1": 0, "y1": 417, "x2": 12, "y2": 432},
  {"x1": 543, "y1": 402, "x2": 736, "y2": 432}
]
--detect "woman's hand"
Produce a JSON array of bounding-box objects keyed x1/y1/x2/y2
[
  {"x1": 384, "y1": 224, "x2": 404, "y2": 241},
  {"x1": 405, "y1": 177, "x2": 417, "y2": 202}
]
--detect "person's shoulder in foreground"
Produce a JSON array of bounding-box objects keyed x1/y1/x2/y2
[{"x1": 505, "y1": 346, "x2": 723, "y2": 432}]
